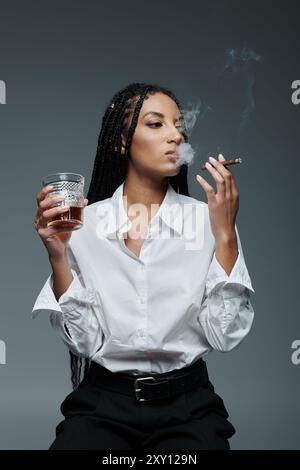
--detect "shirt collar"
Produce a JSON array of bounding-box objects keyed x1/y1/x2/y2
[{"x1": 96, "y1": 181, "x2": 183, "y2": 238}]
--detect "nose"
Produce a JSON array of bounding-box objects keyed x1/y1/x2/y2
[{"x1": 167, "y1": 126, "x2": 185, "y2": 145}]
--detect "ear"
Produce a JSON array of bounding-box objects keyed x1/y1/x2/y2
[
  {"x1": 114, "y1": 143, "x2": 126, "y2": 155},
  {"x1": 114, "y1": 133, "x2": 126, "y2": 155},
  {"x1": 120, "y1": 133, "x2": 126, "y2": 155}
]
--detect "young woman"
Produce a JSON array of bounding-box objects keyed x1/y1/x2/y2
[{"x1": 32, "y1": 82, "x2": 255, "y2": 450}]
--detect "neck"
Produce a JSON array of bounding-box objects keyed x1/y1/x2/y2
[
  {"x1": 123, "y1": 173, "x2": 168, "y2": 208},
  {"x1": 122, "y1": 170, "x2": 169, "y2": 224}
]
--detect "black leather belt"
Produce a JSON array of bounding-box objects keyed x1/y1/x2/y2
[{"x1": 88, "y1": 358, "x2": 209, "y2": 403}]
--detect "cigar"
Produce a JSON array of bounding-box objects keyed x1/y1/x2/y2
[{"x1": 201, "y1": 157, "x2": 242, "y2": 171}]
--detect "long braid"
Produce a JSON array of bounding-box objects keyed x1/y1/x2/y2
[{"x1": 69, "y1": 82, "x2": 190, "y2": 390}]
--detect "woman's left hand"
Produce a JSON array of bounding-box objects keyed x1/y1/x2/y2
[{"x1": 196, "y1": 154, "x2": 239, "y2": 243}]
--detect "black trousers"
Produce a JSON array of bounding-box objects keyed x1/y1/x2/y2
[{"x1": 49, "y1": 358, "x2": 236, "y2": 450}]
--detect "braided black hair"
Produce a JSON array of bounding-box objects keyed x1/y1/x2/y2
[{"x1": 69, "y1": 82, "x2": 190, "y2": 390}]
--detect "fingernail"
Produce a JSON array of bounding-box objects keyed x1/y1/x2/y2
[
  {"x1": 196, "y1": 174, "x2": 202, "y2": 180},
  {"x1": 209, "y1": 156, "x2": 216, "y2": 162}
]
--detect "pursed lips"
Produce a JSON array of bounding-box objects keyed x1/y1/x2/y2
[{"x1": 165, "y1": 150, "x2": 179, "y2": 159}]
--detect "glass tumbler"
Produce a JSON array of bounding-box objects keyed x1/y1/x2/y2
[{"x1": 42, "y1": 173, "x2": 85, "y2": 230}]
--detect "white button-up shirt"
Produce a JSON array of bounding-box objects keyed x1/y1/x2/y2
[{"x1": 31, "y1": 182, "x2": 255, "y2": 375}]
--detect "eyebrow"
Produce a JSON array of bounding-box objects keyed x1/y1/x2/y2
[{"x1": 142, "y1": 111, "x2": 184, "y2": 120}]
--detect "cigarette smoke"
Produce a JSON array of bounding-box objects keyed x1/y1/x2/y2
[
  {"x1": 223, "y1": 47, "x2": 263, "y2": 136},
  {"x1": 177, "y1": 142, "x2": 196, "y2": 166},
  {"x1": 173, "y1": 47, "x2": 263, "y2": 167},
  {"x1": 175, "y1": 100, "x2": 211, "y2": 167}
]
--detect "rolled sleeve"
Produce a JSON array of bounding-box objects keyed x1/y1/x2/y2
[
  {"x1": 205, "y1": 224, "x2": 255, "y2": 297},
  {"x1": 198, "y1": 225, "x2": 255, "y2": 352},
  {"x1": 31, "y1": 245, "x2": 104, "y2": 358},
  {"x1": 31, "y1": 268, "x2": 81, "y2": 319}
]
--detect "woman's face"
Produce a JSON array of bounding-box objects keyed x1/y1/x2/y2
[{"x1": 121, "y1": 92, "x2": 186, "y2": 180}]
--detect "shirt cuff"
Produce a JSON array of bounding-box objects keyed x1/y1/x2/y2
[
  {"x1": 31, "y1": 269, "x2": 89, "y2": 319},
  {"x1": 205, "y1": 249, "x2": 255, "y2": 298}
]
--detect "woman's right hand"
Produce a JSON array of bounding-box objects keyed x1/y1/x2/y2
[{"x1": 34, "y1": 185, "x2": 88, "y2": 261}]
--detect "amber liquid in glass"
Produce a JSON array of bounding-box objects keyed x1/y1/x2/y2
[{"x1": 48, "y1": 206, "x2": 83, "y2": 230}]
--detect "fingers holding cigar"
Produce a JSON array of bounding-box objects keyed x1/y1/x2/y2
[
  {"x1": 200, "y1": 155, "x2": 242, "y2": 171},
  {"x1": 196, "y1": 153, "x2": 239, "y2": 200}
]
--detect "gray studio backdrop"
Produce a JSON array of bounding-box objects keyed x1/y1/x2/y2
[{"x1": 0, "y1": 0, "x2": 299, "y2": 449}]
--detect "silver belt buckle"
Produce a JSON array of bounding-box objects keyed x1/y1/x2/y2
[{"x1": 134, "y1": 376, "x2": 156, "y2": 402}]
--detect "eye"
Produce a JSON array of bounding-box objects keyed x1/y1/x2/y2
[
  {"x1": 147, "y1": 122, "x2": 188, "y2": 141},
  {"x1": 147, "y1": 122, "x2": 163, "y2": 128},
  {"x1": 147, "y1": 122, "x2": 186, "y2": 132}
]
